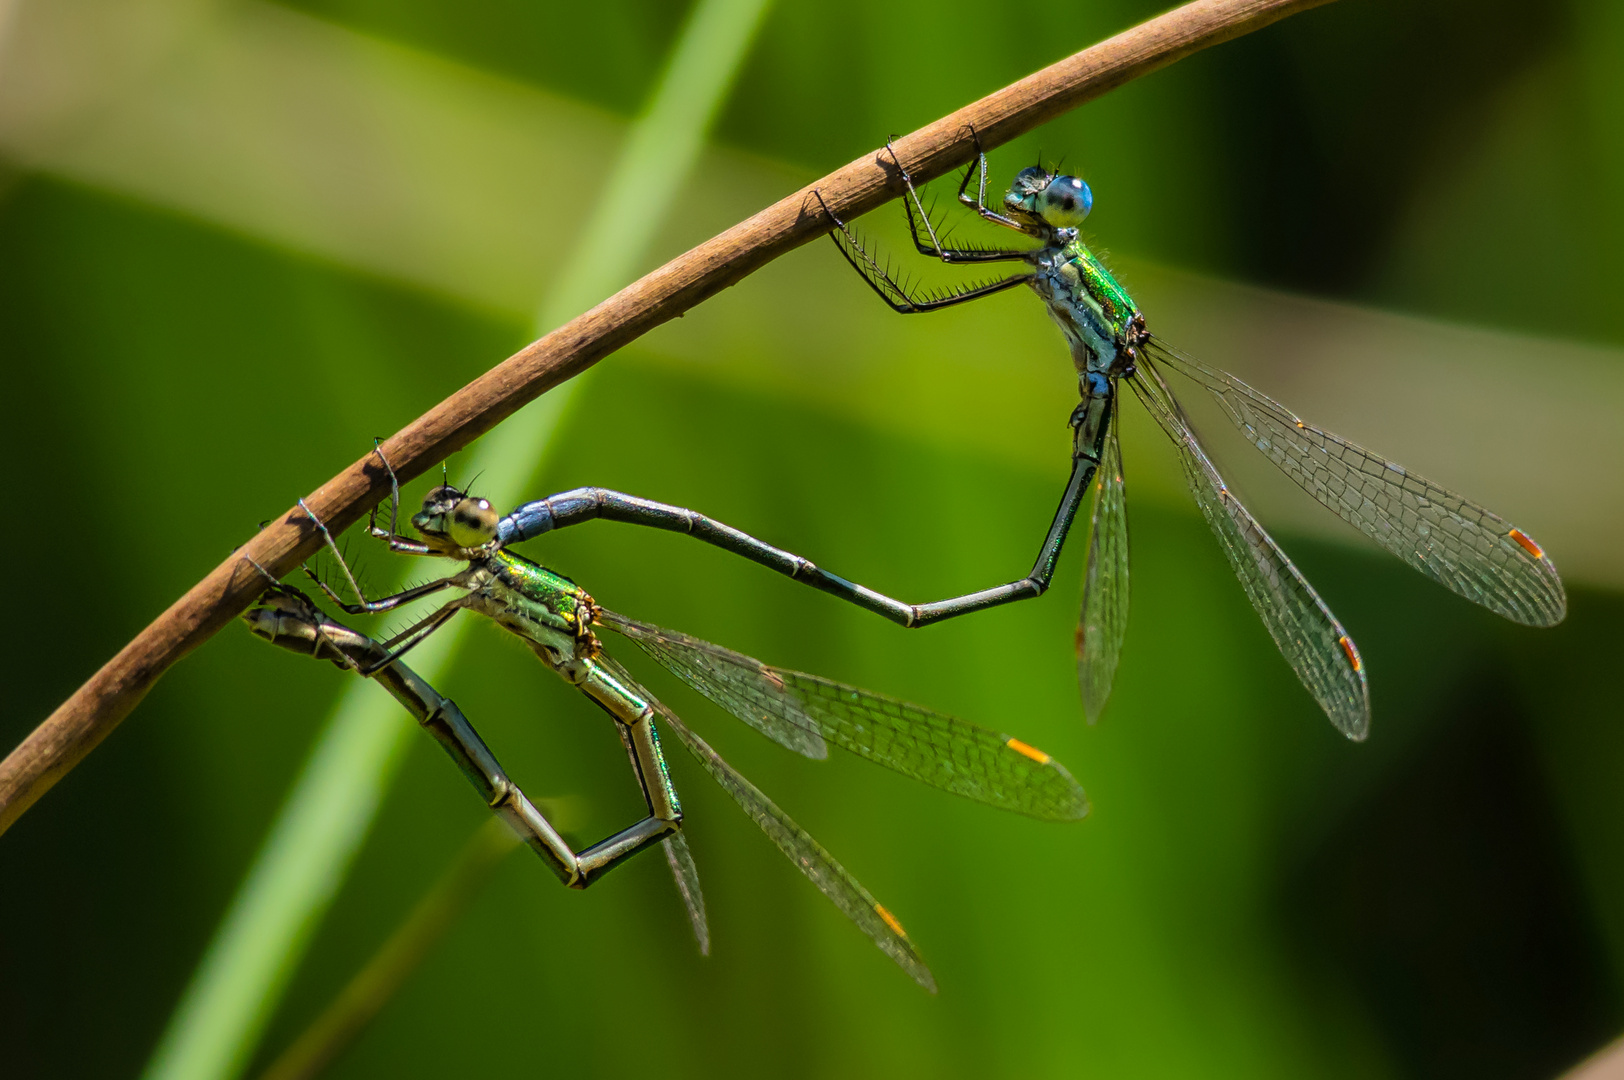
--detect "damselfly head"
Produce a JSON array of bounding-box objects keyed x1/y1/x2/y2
[
  {"x1": 1004, "y1": 168, "x2": 1092, "y2": 229},
  {"x1": 413, "y1": 484, "x2": 498, "y2": 549}
]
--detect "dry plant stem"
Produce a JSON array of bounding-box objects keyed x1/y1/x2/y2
[
  {"x1": 0, "y1": 0, "x2": 1335, "y2": 835},
  {"x1": 1559, "y1": 1033, "x2": 1624, "y2": 1080}
]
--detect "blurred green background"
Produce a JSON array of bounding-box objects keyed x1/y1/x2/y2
[{"x1": 3, "y1": 0, "x2": 1624, "y2": 1077}]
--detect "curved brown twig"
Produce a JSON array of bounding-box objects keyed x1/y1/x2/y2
[{"x1": 0, "y1": 0, "x2": 1336, "y2": 835}]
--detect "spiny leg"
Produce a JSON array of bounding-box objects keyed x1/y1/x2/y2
[
  {"x1": 813, "y1": 189, "x2": 1032, "y2": 314},
  {"x1": 298, "y1": 497, "x2": 462, "y2": 615},
  {"x1": 361, "y1": 443, "x2": 451, "y2": 558},
  {"x1": 954, "y1": 125, "x2": 1031, "y2": 233},
  {"x1": 354, "y1": 598, "x2": 468, "y2": 674},
  {"x1": 881, "y1": 138, "x2": 1032, "y2": 263},
  {"x1": 363, "y1": 441, "x2": 428, "y2": 554},
  {"x1": 296, "y1": 497, "x2": 376, "y2": 609}
]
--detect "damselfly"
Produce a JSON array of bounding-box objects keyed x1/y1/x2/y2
[
  {"x1": 801, "y1": 139, "x2": 1563, "y2": 739},
  {"x1": 274, "y1": 470, "x2": 1088, "y2": 988}
]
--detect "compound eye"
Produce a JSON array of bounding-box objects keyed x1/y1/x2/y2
[
  {"x1": 449, "y1": 497, "x2": 498, "y2": 546},
  {"x1": 1039, "y1": 175, "x2": 1092, "y2": 227}
]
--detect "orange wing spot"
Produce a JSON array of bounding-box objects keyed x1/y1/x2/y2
[
  {"x1": 1006, "y1": 737, "x2": 1052, "y2": 765},
  {"x1": 875, "y1": 904, "x2": 908, "y2": 939},
  {"x1": 1337, "y1": 635, "x2": 1363, "y2": 673},
  {"x1": 1074, "y1": 623, "x2": 1088, "y2": 658},
  {"x1": 1295, "y1": 420, "x2": 1305, "y2": 429},
  {"x1": 1508, "y1": 528, "x2": 1545, "y2": 559}
]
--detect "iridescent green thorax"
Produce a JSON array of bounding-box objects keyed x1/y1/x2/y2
[
  {"x1": 1064, "y1": 239, "x2": 1138, "y2": 335},
  {"x1": 490, "y1": 549, "x2": 590, "y2": 607},
  {"x1": 481, "y1": 550, "x2": 597, "y2": 653}
]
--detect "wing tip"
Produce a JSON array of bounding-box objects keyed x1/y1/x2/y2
[
  {"x1": 1051, "y1": 761, "x2": 1092, "y2": 821},
  {"x1": 1329, "y1": 632, "x2": 1371, "y2": 741},
  {"x1": 1078, "y1": 676, "x2": 1111, "y2": 726},
  {"x1": 1012, "y1": 745, "x2": 1091, "y2": 822},
  {"x1": 1538, "y1": 579, "x2": 1569, "y2": 627},
  {"x1": 1506, "y1": 529, "x2": 1569, "y2": 626},
  {"x1": 875, "y1": 903, "x2": 938, "y2": 992},
  {"x1": 1508, "y1": 593, "x2": 1567, "y2": 628},
  {"x1": 1334, "y1": 685, "x2": 1372, "y2": 743}
]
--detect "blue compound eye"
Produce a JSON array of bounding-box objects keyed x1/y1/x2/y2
[{"x1": 1038, "y1": 175, "x2": 1092, "y2": 227}]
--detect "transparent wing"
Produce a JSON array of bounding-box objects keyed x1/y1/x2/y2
[
  {"x1": 1077, "y1": 408, "x2": 1129, "y2": 723},
  {"x1": 1129, "y1": 366, "x2": 1370, "y2": 740},
  {"x1": 1148, "y1": 340, "x2": 1566, "y2": 626},
  {"x1": 614, "y1": 680, "x2": 934, "y2": 991},
  {"x1": 662, "y1": 832, "x2": 709, "y2": 956},
  {"x1": 597, "y1": 610, "x2": 1088, "y2": 822},
  {"x1": 595, "y1": 612, "x2": 827, "y2": 760}
]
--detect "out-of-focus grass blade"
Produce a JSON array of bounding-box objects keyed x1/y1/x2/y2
[
  {"x1": 141, "y1": 3, "x2": 774, "y2": 1078},
  {"x1": 252, "y1": 819, "x2": 521, "y2": 1080}
]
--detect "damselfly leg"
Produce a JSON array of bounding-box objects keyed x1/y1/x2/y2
[{"x1": 814, "y1": 188, "x2": 1033, "y2": 315}]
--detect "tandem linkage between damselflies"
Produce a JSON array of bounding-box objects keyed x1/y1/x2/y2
[{"x1": 477, "y1": 135, "x2": 1565, "y2": 740}]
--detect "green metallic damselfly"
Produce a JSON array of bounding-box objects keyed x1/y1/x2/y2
[
  {"x1": 252, "y1": 473, "x2": 1088, "y2": 990},
  {"x1": 487, "y1": 138, "x2": 1565, "y2": 741},
  {"x1": 808, "y1": 137, "x2": 1566, "y2": 739}
]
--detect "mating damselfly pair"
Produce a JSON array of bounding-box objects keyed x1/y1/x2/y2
[
  {"x1": 248, "y1": 138, "x2": 1564, "y2": 986},
  {"x1": 248, "y1": 460, "x2": 1088, "y2": 990}
]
